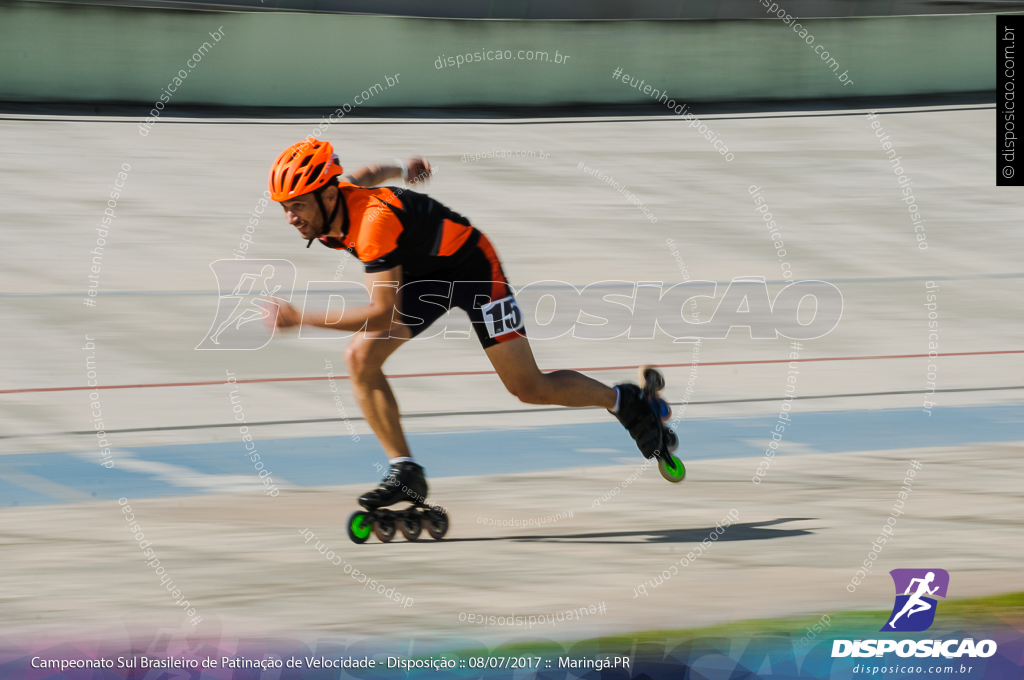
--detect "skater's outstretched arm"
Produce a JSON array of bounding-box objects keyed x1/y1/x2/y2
[
  {"x1": 273, "y1": 267, "x2": 402, "y2": 333},
  {"x1": 344, "y1": 158, "x2": 431, "y2": 187}
]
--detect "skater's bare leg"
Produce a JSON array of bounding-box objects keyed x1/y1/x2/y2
[
  {"x1": 485, "y1": 335, "x2": 616, "y2": 408},
  {"x1": 345, "y1": 327, "x2": 413, "y2": 460}
]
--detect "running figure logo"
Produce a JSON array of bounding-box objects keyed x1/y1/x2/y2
[
  {"x1": 196, "y1": 259, "x2": 296, "y2": 350},
  {"x1": 882, "y1": 568, "x2": 950, "y2": 632}
]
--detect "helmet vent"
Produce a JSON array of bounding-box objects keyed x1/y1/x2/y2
[{"x1": 269, "y1": 138, "x2": 342, "y2": 202}]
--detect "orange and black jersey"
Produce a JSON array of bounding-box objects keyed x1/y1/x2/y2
[
  {"x1": 318, "y1": 183, "x2": 478, "y2": 276},
  {"x1": 316, "y1": 182, "x2": 525, "y2": 349}
]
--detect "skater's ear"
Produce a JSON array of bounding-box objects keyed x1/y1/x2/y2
[{"x1": 320, "y1": 182, "x2": 338, "y2": 204}]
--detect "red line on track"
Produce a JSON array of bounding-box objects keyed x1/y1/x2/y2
[{"x1": 2, "y1": 349, "x2": 1021, "y2": 396}]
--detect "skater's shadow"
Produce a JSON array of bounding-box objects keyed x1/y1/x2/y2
[{"x1": 447, "y1": 518, "x2": 815, "y2": 544}]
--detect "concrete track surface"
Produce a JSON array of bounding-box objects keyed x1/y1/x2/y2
[{"x1": 0, "y1": 103, "x2": 1022, "y2": 645}]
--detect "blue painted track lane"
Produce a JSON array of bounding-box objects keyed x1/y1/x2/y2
[{"x1": 1, "y1": 403, "x2": 1020, "y2": 506}]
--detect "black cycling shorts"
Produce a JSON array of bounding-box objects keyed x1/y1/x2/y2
[{"x1": 395, "y1": 232, "x2": 525, "y2": 349}]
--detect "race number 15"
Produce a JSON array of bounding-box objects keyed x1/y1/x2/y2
[{"x1": 481, "y1": 296, "x2": 524, "y2": 338}]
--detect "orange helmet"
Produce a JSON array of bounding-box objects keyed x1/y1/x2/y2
[{"x1": 268, "y1": 138, "x2": 344, "y2": 202}]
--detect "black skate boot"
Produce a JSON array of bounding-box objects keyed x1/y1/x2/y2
[
  {"x1": 358, "y1": 461, "x2": 428, "y2": 510},
  {"x1": 612, "y1": 376, "x2": 686, "y2": 484},
  {"x1": 347, "y1": 462, "x2": 449, "y2": 544},
  {"x1": 611, "y1": 384, "x2": 665, "y2": 459}
]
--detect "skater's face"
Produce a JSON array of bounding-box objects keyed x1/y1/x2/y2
[
  {"x1": 280, "y1": 194, "x2": 320, "y2": 239},
  {"x1": 280, "y1": 187, "x2": 337, "y2": 240}
]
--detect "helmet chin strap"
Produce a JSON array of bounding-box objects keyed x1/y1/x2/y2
[{"x1": 307, "y1": 186, "x2": 340, "y2": 248}]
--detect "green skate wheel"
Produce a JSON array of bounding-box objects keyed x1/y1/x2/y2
[
  {"x1": 347, "y1": 511, "x2": 372, "y2": 544},
  {"x1": 659, "y1": 454, "x2": 686, "y2": 483}
]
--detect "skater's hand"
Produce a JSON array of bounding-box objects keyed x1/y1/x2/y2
[
  {"x1": 270, "y1": 302, "x2": 302, "y2": 330},
  {"x1": 404, "y1": 157, "x2": 432, "y2": 184}
]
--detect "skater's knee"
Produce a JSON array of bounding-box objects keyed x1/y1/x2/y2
[
  {"x1": 344, "y1": 342, "x2": 383, "y2": 381},
  {"x1": 343, "y1": 344, "x2": 362, "y2": 374}
]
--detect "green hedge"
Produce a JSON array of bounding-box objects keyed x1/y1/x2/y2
[{"x1": 0, "y1": 2, "x2": 996, "y2": 106}]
